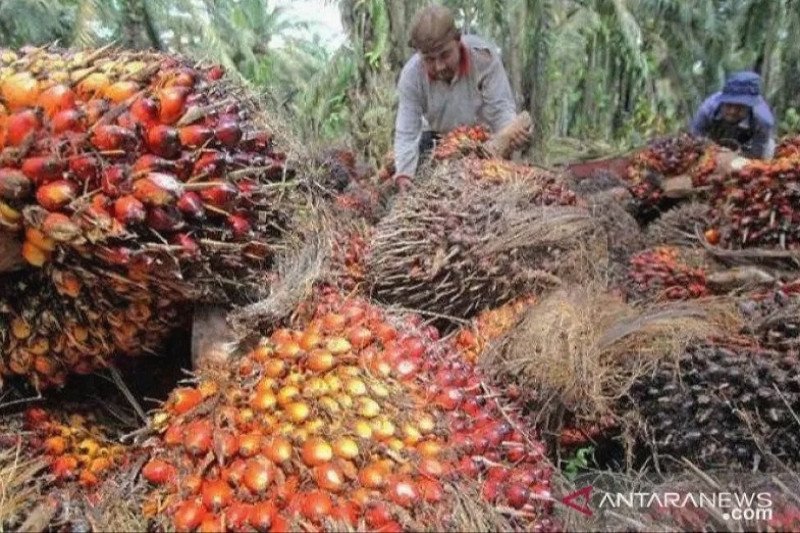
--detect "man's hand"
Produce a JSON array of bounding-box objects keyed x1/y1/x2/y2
[{"x1": 509, "y1": 123, "x2": 532, "y2": 151}]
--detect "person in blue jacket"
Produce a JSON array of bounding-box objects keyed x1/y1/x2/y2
[{"x1": 690, "y1": 71, "x2": 776, "y2": 159}]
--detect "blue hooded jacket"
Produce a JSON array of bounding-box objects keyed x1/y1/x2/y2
[{"x1": 690, "y1": 71, "x2": 775, "y2": 159}]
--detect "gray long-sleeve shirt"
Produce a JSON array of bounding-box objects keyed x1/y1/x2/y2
[{"x1": 393, "y1": 34, "x2": 517, "y2": 177}]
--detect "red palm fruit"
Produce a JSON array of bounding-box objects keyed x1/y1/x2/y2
[
  {"x1": 37, "y1": 84, "x2": 76, "y2": 118},
  {"x1": 214, "y1": 120, "x2": 242, "y2": 148},
  {"x1": 168, "y1": 68, "x2": 196, "y2": 88},
  {"x1": 171, "y1": 233, "x2": 200, "y2": 258},
  {"x1": 42, "y1": 213, "x2": 80, "y2": 242},
  {"x1": 36, "y1": 180, "x2": 77, "y2": 211},
  {"x1": 142, "y1": 459, "x2": 177, "y2": 485},
  {"x1": 0, "y1": 168, "x2": 32, "y2": 200},
  {"x1": 417, "y1": 478, "x2": 443, "y2": 503},
  {"x1": 52, "y1": 455, "x2": 79, "y2": 480},
  {"x1": 386, "y1": 475, "x2": 420, "y2": 507},
  {"x1": 198, "y1": 515, "x2": 224, "y2": 533},
  {"x1": 184, "y1": 420, "x2": 213, "y2": 456},
  {"x1": 146, "y1": 206, "x2": 183, "y2": 232},
  {"x1": 90, "y1": 125, "x2": 138, "y2": 151},
  {"x1": 7, "y1": 109, "x2": 41, "y2": 147},
  {"x1": 84, "y1": 98, "x2": 110, "y2": 126},
  {"x1": 207, "y1": 65, "x2": 225, "y2": 81},
  {"x1": 179, "y1": 125, "x2": 213, "y2": 148},
  {"x1": 22, "y1": 241, "x2": 48, "y2": 267},
  {"x1": 22, "y1": 156, "x2": 65, "y2": 185},
  {"x1": 146, "y1": 124, "x2": 181, "y2": 159},
  {"x1": 132, "y1": 154, "x2": 175, "y2": 174},
  {"x1": 504, "y1": 483, "x2": 530, "y2": 509},
  {"x1": 170, "y1": 387, "x2": 203, "y2": 414},
  {"x1": 301, "y1": 491, "x2": 333, "y2": 523},
  {"x1": 193, "y1": 151, "x2": 226, "y2": 178},
  {"x1": 68, "y1": 154, "x2": 100, "y2": 184},
  {"x1": 201, "y1": 479, "x2": 233, "y2": 511},
  {"x1": 130, "y1": 96, "x2": 160, "y2": 126},
  {"x1": 113, "y1": 195, "x2": 146, "y2": 225},
  {"x1": 227, "y1": 214, "x2": 251, "y2": 238},
  {"x1": 173, "y1": 500, "x2": 206, "y2": 532},
  {"x1": 242, "y1": 458, "x2": 273, "y2": 494},
  {"x1": 177, "y1": 191, "x2": 206, "y2": 219},
  {"x1": 51, "y1": 108, "x2": 85, "y2": 134},
  {"x1": 101, "y1": 165, "x2": 132, "y2": 197},
  {"x1": 199, "y1": 182, "x2": 237, "y2": 207},
  {"x1": 225, "y1": 502, "x2": 253, "y2": 531},
  {"x1": 2, "y1": 72, "x2": 40, "y2": 111},
  {"x1": 116, "y1": 111, "x2": 136, "y2": 131},
  {"x1": 132, "y1": 177, "x2": 175, "y2": 206},
  {"x1": 103, "y1": 80, "x2": 140, "y2": 104},
  {"x1": 365, "y1": 503, "x2": 393, "y2": 529},
  {"x1": 158, "y1": 86, "x2": 190, "y2": 124},
  {"x1": 330, "y1": 501, "x2": 359, "y2": 527},
  {"x1": 248, "y1": 502, "x2": 276, "y2": 531}
]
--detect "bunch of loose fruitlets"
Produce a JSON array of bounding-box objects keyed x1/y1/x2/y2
[
  {"x1": 433, "y1": 125, "x2": 491, "y2": 160},
  {"x1": 455, "y1": 295, "x2": 536, "y2": 363},
  {"x1": 141, "y1": 289, "x2": 556, "y2": 532},
  {"x1": 627, "y1": 246, "x2": 710, "y2": 301},
  {"x1": 23, "y1": 406, "x2": 135, "y2": 488}
]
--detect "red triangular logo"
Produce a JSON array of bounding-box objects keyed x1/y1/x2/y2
[{"x1": 560, "y1": 485, "x2": 593, "y2": 516}]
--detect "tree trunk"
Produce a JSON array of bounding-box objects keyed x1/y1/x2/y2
[{"x1": 526, "y1": 0, "x2": 552, "y2": 161}]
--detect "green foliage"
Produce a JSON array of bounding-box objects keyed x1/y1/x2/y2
[
  {"x1": 563, "y1": 446, "x2": 596, "y2": 481},
  {"x1": 0, "y1": 0, "x2": 75, "y2": 47}
]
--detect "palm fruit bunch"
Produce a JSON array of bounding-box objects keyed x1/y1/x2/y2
[
  {"x1": 366, "y1": 146, "x2": 586, "y2": 322},
  {"x1": 328, "y1": 222, "x2": 372, "y2": 292},
  {"x1": 708, "y1": 157, "x2": 800, "y2": 249},
  {"x1": 625, "y1": 339, "x2": 800, "y2": 470},
  {"x1": 454, "y1": 295, "x2": 536, "y2": 363},
  {"x1": 0, "y1": 46, "x2": 297, "y2": 386},
  {"x1": 646, "y1": 202, "x2": 713, "y2": 247},
  {"x1": 0, "y1": 268, "x2": 185, "y2": 388},
  {"x1": 432, "y1": 125, "x2": 490, "y2": 160},
  {"x1": 21, "y1": 405, "x2": 136, "y2": 489},
  {"x1": 739, "y1": 281, "x2": 800, "y2": 351},
  {"x1": 626, "y1": 246, "x2": 710, "y2": 301},
  {"x1": 625, "y1": 134, "x2": 715, "y2": 218},
  {"x1": 140, "y1": 290, "x2": 555, "y2": 532},
  {"x1": 775, "y1": 134, "x2": 800, "y2": 159}
]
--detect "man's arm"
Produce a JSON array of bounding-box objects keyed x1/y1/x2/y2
[
  {"x1": 690, "y1": 95, "x2": 718, "y2": 136},
  {"x1": 393, "y1": 63, "x2": 424, "y2": 178},
  {"x1": 478, "y1": 54, "x2": 517, "y2": 132}
]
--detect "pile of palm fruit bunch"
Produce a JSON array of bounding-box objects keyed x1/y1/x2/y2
[
  {"x1": 623, "y1": 134, "x2": 716, "y2": 219},
  {"x1": 365, "y1": 126, "x2": 591, "y2": 324},
  {"x1": 138, "y1": 289, "x2": 556, "y2": 532},
  {"x1": 625, "y1": 246, "x2": 711, "y2": 301},
  {"x1": 707, "y1": 156, "x2": 800, "y2": 249},
  {"x1": 0, "y1": 45, "x2": 299, "y2": 388}
]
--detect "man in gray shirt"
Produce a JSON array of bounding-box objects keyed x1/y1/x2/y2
[{"x1": 392, "y1": 4, "x2": 529, "y2": 189}]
